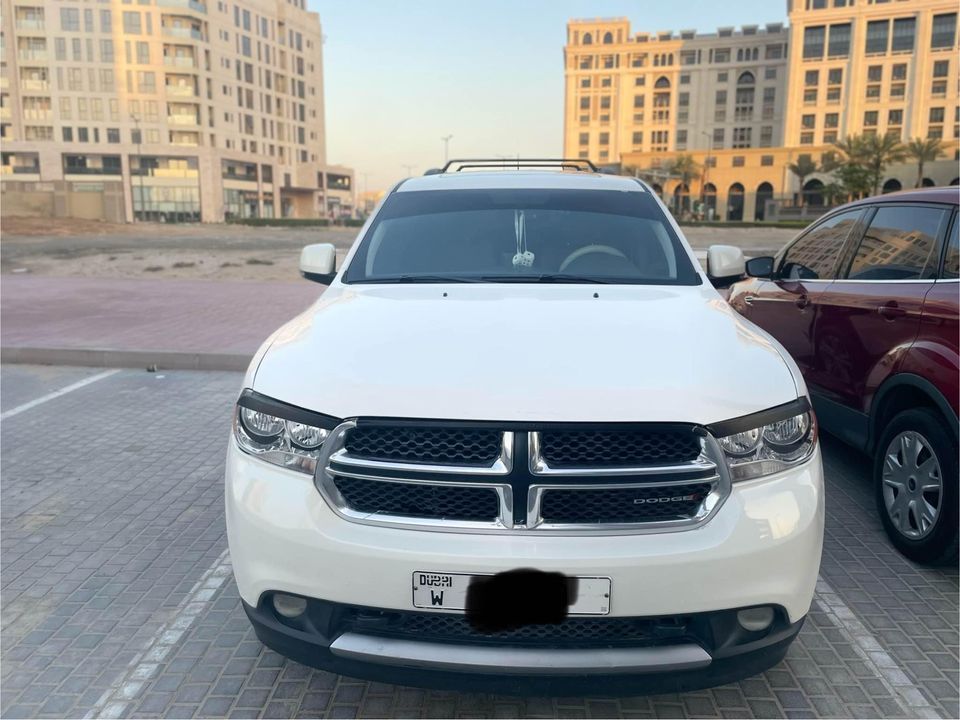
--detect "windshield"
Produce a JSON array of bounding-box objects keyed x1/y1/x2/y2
[{"x1": 343, "y1": 189, "x2": 702, "y2": 285}]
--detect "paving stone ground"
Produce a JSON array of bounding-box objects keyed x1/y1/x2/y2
[{"x1": 1, "y1": 366, "x2": 957, "y2": 719}]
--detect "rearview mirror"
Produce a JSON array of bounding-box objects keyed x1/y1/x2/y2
[
  {"x1": 745, "y1": 256, "x2": 776, "y2": 279},
  {"x1": 706, "y1": 245, "x2": 746, "y2": 282},
  {"x1": 300, "y1": 243, "x2": 337, "y2": 284}
]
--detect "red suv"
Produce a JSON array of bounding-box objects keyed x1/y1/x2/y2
[{"x1": 728, "y1": 188, "x2": 958, "y2": 565}]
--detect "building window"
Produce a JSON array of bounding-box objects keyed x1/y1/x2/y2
[
  {"x1": 678, "y1": 92, "x2": 689, "y2": 107},
  {"x1": 867, "y1": 65, "x2": 882, "y2": 82},
  {"x1": 122, "y1": 11, "x2": 141, "y2": 34},
  {"x1": 107, "y1": 128, "x2": 120, "y2": 143},
  {"x1": 932, "y1": 80, "x2": 947, "y2": 97},
  {"x1": 714, "y1": 49, "x2": 730, "y2": 63},
  {"x1": 601, "y1": 77, "x2": 611, "y2": 87},
  {"x1": 732, "y1": 127, "x2": 752, "y2": 148},
  {"x1": 864, "y1": 111, "x2": 878, "y2": 127},
  {"x1": 599, "y1": 132, "x2": 609, "y2": 145},
  {"x1": 827, "y1": 68, "x2": 842, "y2": 85},
  {"x1": 580, "y1": 78, "x2": 590, "y2": 88},
  {"x1": 866, "y1": 85, "x2": 880, "y2": 101},
  {"x1": 803, "y1": 26, "x2": 825, "y2": 59},
  {"x1": 62, "y1": 127, "x2": 73, "y2": 142},
  {"x1": 891, "y1": 17, "x2": 915, "y2": 53},
  {"x1": 764, "y1": 67, "x2": 777, "y2": 81},
  {"x1": 802, "y1": 114, "x2": 816, "y2": 129},
  {"x1": 933, "y1": 60, "x2": 949, "y2": 78},
  {"x1": 600, "y1": 96, "x2": 611, "y2": 109},
  {"x1": 824, "y1": 113, "x2": 838, "y2": 128},
  {"x1": 826, "y1": 86, "x2": 840, "y2": 103},
  {"x1": 891, "y1": 63, "x2": 907, "y2": 81},
  {"x1": 828, "y1": 23, "x2": 851, "y2": 57},
  {"x1": 632, "y1": 131, "x2": 642, "y2": 146},
  {"x1": 805, "y1": 70, "x2": 819, "y2": 86},
  {"x1": 803, "y1": 89, "x2": 817, "y2": 104},
  {"x1": 761, "y1": 155, "x2": 774, "y2": 166},
  {"x1": 890, "y1": 83, "x2": 905, "y2": 99},
  {"x1": 634, "y1": 76, "x2": 645, "y2": 86},
  {"x1": 578, "y1": 132, "x2": 588, "y2": 145},
  {"x1": 888, "y1": 109, "x2": 903, "y2": 125},
  {"x1": 712, "y1": 128, "x2": 724, "y2": 148},
  {"x1": 931, "y1": 13, "x2": 957, "y2": 49},
  {"x1": 78, "y1": 127, "x2": 89, "y2": 142},
  {"x1": 676, "y1": 129, "x2": 687, "y2": 147},
  {"x1": 579, "y1": 97, "x2": 589, "y2": 110},
  {"x1": 930, "y1": 107, "x2": 945, "y2": 123},
  {"x1": 866, "y1": 20, "x2": 889, "y2": 54},
  {"x1": 760, "y1": 126, "x2": 773, "y2": 147},
  {"x1": 717, "y1": 72, "x2": 728, "y2": 82},
  {"x1": 800, "y1": 132, "x2": 814, "y2": 145},
  {"x1": 732, "y1": 156, "x2": 745, "y2": 168},
  {"x1": 679, "y1": 73, "x2": 690, "y2": 85},
  {"x1": 60, "y1": 8, "x2": 80, "y2": 31},
  {"x1": 765, "y1": 44, "x2": 783, "y2": 60}
]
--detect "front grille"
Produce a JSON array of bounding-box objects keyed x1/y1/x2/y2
[
  {"x1": 345, "y1": 426, "x2": 501, "y2": 466},
  {"x1": 338, "y1": 608, "x2": 695, "y2": 648},
  {"x1": 540, "y1": 482, "x2": 713, "y2": 525},
  {"x1": 333, "y1": 476, "x2": 500, "y2": 522},
  {"x1": 539, "y1": 428, "x2": 701, "y2": 468}
]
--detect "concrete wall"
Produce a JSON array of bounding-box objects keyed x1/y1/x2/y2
[{"x1": 1, "y1": 180, "x2": 125, "y2": 222}]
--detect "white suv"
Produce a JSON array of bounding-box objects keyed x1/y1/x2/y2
[{"x1": 225, "y1": 160, "x2": 824, "y2": 695}]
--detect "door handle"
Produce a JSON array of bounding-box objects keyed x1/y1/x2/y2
[
  {"x1": 878, "y1": 301, "x2": 907, "y2": 320},
  {"x1": 795, "y1": 295, "x2": 810, "y2": 309},
  {"x1": 743, "y1": 295, "x2": 755, "y2": 306}
]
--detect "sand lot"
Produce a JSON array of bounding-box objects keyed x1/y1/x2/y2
[{"x1": 1, "y1": 217, "x2": 800, "y2": 283}]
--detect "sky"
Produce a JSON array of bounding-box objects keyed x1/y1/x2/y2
[{"x1": 310, "y1": 1, "x2": 788, "y2": 194}]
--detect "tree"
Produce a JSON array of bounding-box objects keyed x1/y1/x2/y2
[
  {"x1": 905, "y1": 137, "x2": 945, "y2": 188},
  {"x1": 788, "y1": 156, "x2": 819, "y2": 206},
  {"x1": 841, "y1": 133, "x2": 908, "y2": 195},
  {"x1": 834, "y1": 163, "x2": 872, "y2": 201},
  {"x1": 669, "y1": 153, "x2": 700, "y2": 187}
]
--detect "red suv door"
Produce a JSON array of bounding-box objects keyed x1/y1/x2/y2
[
  {"x1": 814, "y1": 204, "x2": 953, "y2": 420},
  {"x1": 731, "y1": 208, "x2": 866, "y2": 377}
]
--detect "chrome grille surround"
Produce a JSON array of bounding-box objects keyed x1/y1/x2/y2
[{"x1": 315, "y1": 421, "x2": 730, "y2": 535}]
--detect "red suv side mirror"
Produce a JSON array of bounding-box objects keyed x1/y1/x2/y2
[{"x1": 746, "y1": 256, "x2": 776, "y2": 279}]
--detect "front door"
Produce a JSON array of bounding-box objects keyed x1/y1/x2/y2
[
  {"x1": 733, "y1": 208, "x2": 867, "y2": 378},
  {"x1": 814, "y1": 204, "x2": 952, "y2": 411}
]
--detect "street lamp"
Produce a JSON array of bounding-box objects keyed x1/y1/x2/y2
[
  {"x1": 401, "y1": 163, "x2": 416, "y2": 177},
  {"x1": 441, "y1": 134, "x2": 453, "y2": 164},
  {"x1": 130, "y1": 113, "x2": 144, "y2": 222}
]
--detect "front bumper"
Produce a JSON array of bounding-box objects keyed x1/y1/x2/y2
[
  {"x1": 242, "y1": 595, "x2": 804, "y2": 695},
  {"x1": 226, "y1": 439, "x2": 823, "y2": 691}
]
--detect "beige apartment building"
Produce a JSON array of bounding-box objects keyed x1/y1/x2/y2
[
  {"x1": 0, "y1": 0, "x2": 354, "y2": 222},
  {"x1": 564, "y1": 0, "x2": 959, "y2": 222}
]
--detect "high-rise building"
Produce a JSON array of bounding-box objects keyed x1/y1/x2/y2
[
  {"x1": 0, "y1": 0, "x2": 354, "y2": 222},
  {"x1": 563, "y1": 1, "x2": 958, "y2": 222}
]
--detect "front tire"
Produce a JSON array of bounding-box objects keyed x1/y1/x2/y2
[{"x1": 874, "y1": 408, "x2": 958, "y2": 565}]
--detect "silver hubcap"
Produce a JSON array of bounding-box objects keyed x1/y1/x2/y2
[{"x1": 882, "y1": 430, "x2": 942, "y2": 540}]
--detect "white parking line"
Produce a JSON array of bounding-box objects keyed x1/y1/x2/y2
[
  {"x1": 1, "y1": 369, "x2": 121, "y2": 421},
  {"x1": 814, "y1": 576, "x2": 941, "y2": 719},
  {"x1": 85, "y1": 549, "x2": 233, "y2": 719}
]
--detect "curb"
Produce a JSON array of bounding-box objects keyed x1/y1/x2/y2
[{"x1": 1, "y1": 346, "x2": 252, "y2": 372}]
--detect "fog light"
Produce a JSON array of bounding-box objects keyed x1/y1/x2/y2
[
  {"x1": 737, "y1": 606, "x2": 774, "y2": 632},
  {"x1": 273, "y1": 593, "x2": 307, "y2": 618}
]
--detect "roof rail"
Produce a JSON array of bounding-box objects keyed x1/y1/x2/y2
[{"x1": 430, "y1": 158, "x2": 599, "y2": 174}]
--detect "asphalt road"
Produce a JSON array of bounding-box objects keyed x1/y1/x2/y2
[{"x1": 1, "y1": 366, "x2": 957, "y2": 719}]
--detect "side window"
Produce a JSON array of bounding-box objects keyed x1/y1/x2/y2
[
  {"x1": 780, "y1": 209, "x2": 864, "y2": 280},
  {"x1": 845, "y1": 206, "x2": 950, "y2": 281},
  {"x1": 941, "y1": 214, "x2": 958, "y2": 279}
]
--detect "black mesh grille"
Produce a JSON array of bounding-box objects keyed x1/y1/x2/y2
[
  {"x1": 333, "y1": 476, "x2": 499, "y2": 522},
  {"x1": 540, "y1": 482, "x2": 713, "y2": 524},
  {"x1": 540, "y1": 428, "x2": 701, "y2": 467},
  {"x1": 338, "y1": 609, "x2": 693, "y2": 648},
  {"x1": 345, "y1": 426, "x2": 501, "y2": 466}
]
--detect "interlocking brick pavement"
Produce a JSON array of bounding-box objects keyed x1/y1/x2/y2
[{"x1": 1, "y1": 367, "x2": 957, "y2": 719}]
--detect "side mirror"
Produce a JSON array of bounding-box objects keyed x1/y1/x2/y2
[
  {"x1": 745, "y1": 256, "x2": 776, "y2": 279},
  {"x1": 706, "y1": 245, "x2": 746, "y2": 282},
  {"x1": 299, "y1": 243, "x2": 337, "y2": 284}
]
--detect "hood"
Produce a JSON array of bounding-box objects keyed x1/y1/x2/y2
[{"x1": 252, "y1": 284, "x2": 799, "y2": 425}]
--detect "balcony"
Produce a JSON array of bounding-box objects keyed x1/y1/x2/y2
[
  {"x1": 157, "y1": 0, "x2": 207, "y2": 13},
  {"x1": 0, "y1": 107, "x2": 11, "y2": 120},
  {"x1": 15, "y1": 19, "x2": 45, "y2": 32},
  {"x1": 17, "y1": 50, "x2": 48, "y2": 63},
  {"x1": 1, "y1": 165, "x2": 41, "y2": 175},
  {"x1": 162, "y1": 26, "x2": 205, "y2": 40},
  {"x1": 20, "y1": 79, "x2": 49, "y2": 91},
  {"x1": 22, "y1": 110, "x2": 52, "y2": 121},
  {"x1": 165, "y1": 84, "x2": 198, "y2": 97},
  {"x1": 163, "y1": 56, "x2": 197, "y2": 68},
  {"x1": 167, "y1": 113, "x2": 200, "y2": 126}
]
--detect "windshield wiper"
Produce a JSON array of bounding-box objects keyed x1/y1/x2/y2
[
  {"x1": 351, "y1": 275, "x2": 484, "y2": 284},
  {"x1": 479, "y1": 274, "x2": 612, "y2": 284}
]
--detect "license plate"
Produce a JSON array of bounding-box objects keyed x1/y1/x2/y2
[{"x1": 412, "y1": 571, "x2": 611, "y2": 615}]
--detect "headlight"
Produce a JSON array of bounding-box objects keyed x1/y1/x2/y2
[
  {"x1": 710, "y1": 399, "x2": 816, "y2": 482},
  {"x1": 233, "y1": 390, "x2": 341, "y2": 474}
]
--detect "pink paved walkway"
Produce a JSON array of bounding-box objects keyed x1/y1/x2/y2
[{"x1": 1, "y1": 275, "x2": 321, "y2": 369}]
